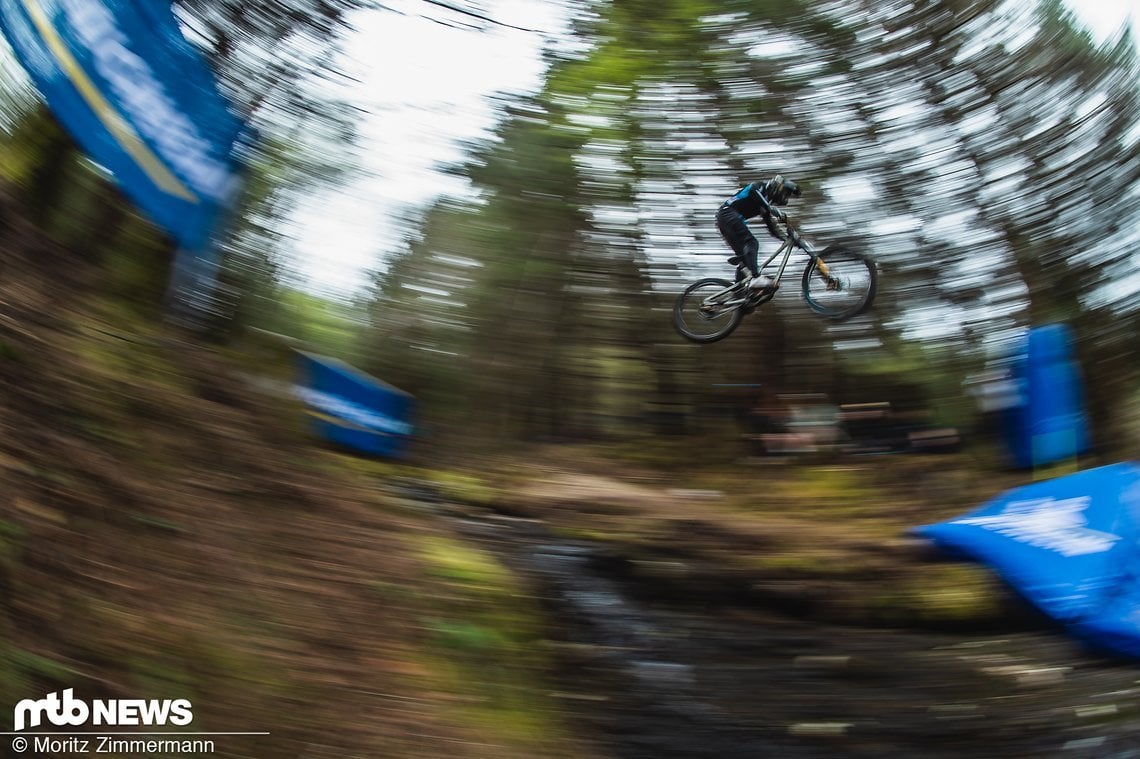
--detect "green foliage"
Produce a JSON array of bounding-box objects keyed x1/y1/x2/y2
[
  {"x1": 275, "y1": 289, "x2": 365, "y2": 359},
  {"x1": 3, "y1": 0, "x2": 1135, "y2": 456},
  {"x1": 362, "y1": 0, "x2": 1139, "y2": 452}
]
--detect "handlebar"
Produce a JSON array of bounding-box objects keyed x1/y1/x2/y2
[{"x1": 777, "y1": 212, "x2": 809, "y2": 249}]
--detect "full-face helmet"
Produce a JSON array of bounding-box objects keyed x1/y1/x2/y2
[{"x1": 767, "y1": 175, "x2": 801, "y2": 206}]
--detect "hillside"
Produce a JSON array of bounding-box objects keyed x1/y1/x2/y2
[{"x1": 0, "y1": 192, "x2": 578, "y2": 758}]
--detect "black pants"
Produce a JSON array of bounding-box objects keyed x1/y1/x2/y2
[{"x1": 716, "y1": 205, "x2": 758, "y2": 276}]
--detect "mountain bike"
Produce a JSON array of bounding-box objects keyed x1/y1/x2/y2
[{"x1": 672, "y1": 213, "x2": 877, "y2": 343}]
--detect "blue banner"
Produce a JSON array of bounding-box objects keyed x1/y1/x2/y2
[
  {"x1": 917, "y1": 463, "x2": 1140, "y2": 657},
  {"x1": 0, "y1": 0, "x2": 244, "y2": 253},
  {"x1": 1004, "y1": 324, "x2": 1091, "y2": 469},
  {"x1": 294, "y1": 352, "x2": 415, "y2": 459}
]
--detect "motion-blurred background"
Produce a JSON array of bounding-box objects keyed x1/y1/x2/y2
[
  {"x1": 1, "y1": 1, "x2": 1139, "y2": 757},
  {"x1": 2, "y1": 0, "x2": 1138, "y2": 457}
]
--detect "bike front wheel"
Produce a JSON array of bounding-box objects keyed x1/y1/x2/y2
[
  {"x1": 802, "y1": 245, "x2": 877, "y2": 320},
  {"x1": 673, "y1": 278, "x2": 745, "y2": 343}
]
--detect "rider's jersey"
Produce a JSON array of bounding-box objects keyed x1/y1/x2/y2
[{"x1": 722, "y1": 182, "x2": 773, "y2": 219}]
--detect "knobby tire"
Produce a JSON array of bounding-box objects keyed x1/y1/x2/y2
[
  {"x1": 801, "y1": 245, "x2": 877, "y2": 321},
  {"x1": 673, "y1": 277, "x2": 744, "y2": 343}
]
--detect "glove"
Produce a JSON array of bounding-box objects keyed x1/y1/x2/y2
[{"x1": 763, "y1": 210, "x2": 788, "y2": 241}]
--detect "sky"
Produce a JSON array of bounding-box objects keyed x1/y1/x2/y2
[
  {"x1": 291, "y1": 0, "x2": 1138, "y2": 298},
  {"x1": 290, "y1": 0, "x2": 568, "y2": 296},
  {"x1": 1072, "y1": 0, "x2": 1140, "y2": 42}
]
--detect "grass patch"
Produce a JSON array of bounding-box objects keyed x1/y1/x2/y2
[
  {"x1": 424, "y1": 470, "x2": 498, "y2": 506},
  {"x1": 416, "y1": 533, "x2": 572, "y2": 754},
  {"x1": 862, "y1": 563, "x2": 1005, "y2": 626}
]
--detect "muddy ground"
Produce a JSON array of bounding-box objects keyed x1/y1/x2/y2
[{"x1": 396, "y1": 453, "x2": 1140, "y2": 759}]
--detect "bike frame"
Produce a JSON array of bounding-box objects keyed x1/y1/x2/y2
[{"x1": 707, "y1": 219, "x2": 832, "y2": 310}]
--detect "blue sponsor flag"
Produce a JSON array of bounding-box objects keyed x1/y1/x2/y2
[
  {"x1": 1004, "y1": 324, "x2": 1091, "y2": 469},
  {"x1": 294, "y1": 352, "x2": 415, "y2": 458},
  {"x1": 0, "y1": 0, "x2": 244, "y2": 254},
  {"x1": 916, "y1": 463, "x2": 1140, "y2": 657}
]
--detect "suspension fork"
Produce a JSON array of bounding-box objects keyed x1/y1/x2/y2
[
  {"x1": 809, "y1": 252, "x2": 842, "y2": 292},
  {"x1": 788, "y1": 227, "x2": 831, "y2": 280}
]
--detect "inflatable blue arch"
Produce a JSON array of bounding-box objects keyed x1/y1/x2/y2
[{"x1": 917, "y1": 463, "x2": 1140, "y2": 658}]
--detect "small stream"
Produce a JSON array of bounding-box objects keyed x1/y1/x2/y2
[{"x1": 396, "y1": 481, "x2": 1140, "y2": 759}]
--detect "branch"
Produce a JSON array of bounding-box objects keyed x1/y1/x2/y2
[{"x1": 417, "y1": 0, "x2": 540, "y2": 33}]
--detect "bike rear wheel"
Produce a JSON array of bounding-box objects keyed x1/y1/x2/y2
[
  {"x1": 801, "y1": 245, "x2": 877, "y2": 320},
  {"x1": 673, "y1": 278, "x2": 745, "y2": 343}
]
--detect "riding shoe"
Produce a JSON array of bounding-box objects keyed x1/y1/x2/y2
[{"x1": 746, "y1": 274, "x2": 775, "y2": 291}]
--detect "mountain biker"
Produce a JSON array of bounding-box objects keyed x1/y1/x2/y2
[{"x1": 716, "y1": 175, "x2": 801, "y2": 291}]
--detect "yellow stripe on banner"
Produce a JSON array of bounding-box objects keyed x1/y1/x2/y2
[{"x1": 20, "y1": 0, "x2": 198, "y2": 202}]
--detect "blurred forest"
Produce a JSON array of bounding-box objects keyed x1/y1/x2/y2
[
  {"x1": 1, "y1": 0, "x2": 1138, "y2": 457},
  {"x1": 3, "y1": 2, "x2": 1140, "y2": 756}
]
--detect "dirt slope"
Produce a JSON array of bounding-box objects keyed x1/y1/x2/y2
[{"x1": 0, "y1": 192, "x2": 574, "y2": 758}]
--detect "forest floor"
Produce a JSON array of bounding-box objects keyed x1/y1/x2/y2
[
  {"x1": 387, "y1": 444, "x2": 1140, "y2": 759},
  {"x1": 0, "y1": 194, "x2": 589, "y2": 758},
  {"x1": 2, "y1": 188, "x2": 1139, "y2": 759}
]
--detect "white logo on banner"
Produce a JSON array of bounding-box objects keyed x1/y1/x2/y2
[
  {"x1": 956, "y1": 495, "x2": 1121, "y2": 557},
  {"x1": 293, "y1": 386, "x2": 413, "y2": 435},
  {"x1": 59, "y1": 0, "x2": 236, "y2": 200}
]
